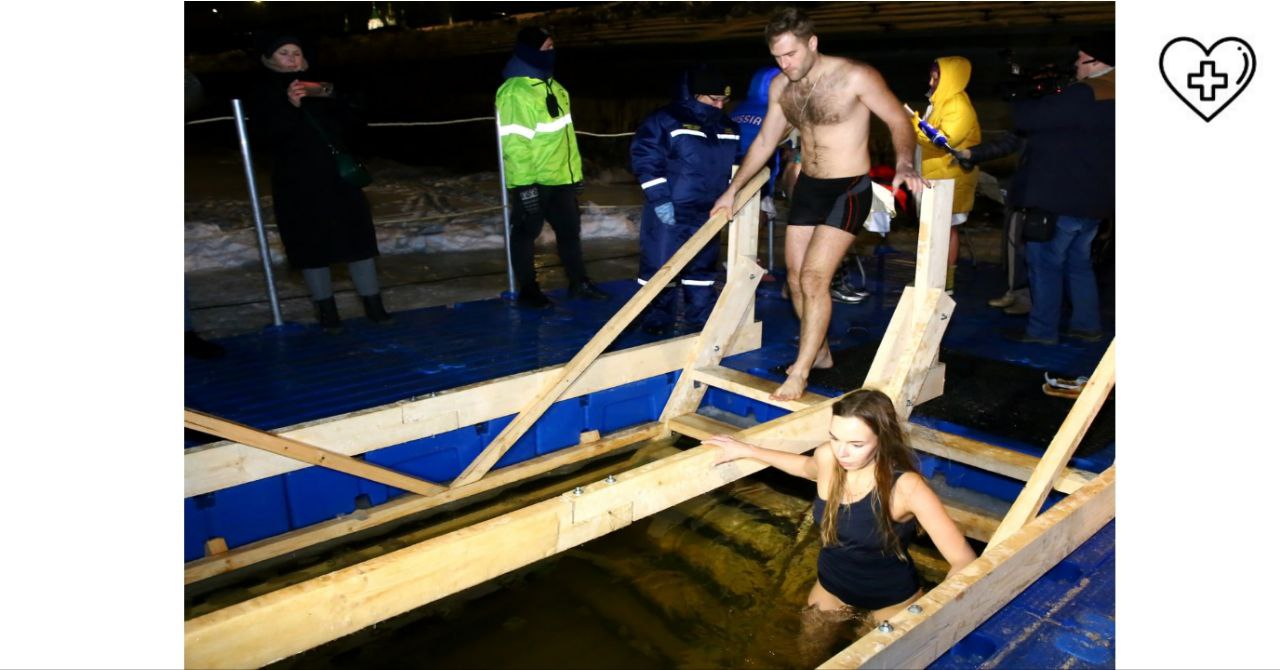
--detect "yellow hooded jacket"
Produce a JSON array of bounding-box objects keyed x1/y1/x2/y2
[{"x1": 915, "y1": 56, "x2": 981, "y2": 214}]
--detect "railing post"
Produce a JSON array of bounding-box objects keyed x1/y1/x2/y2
[
  {"x1": 494, "y1": 108, "x2": 517, "y2": 296},
  {"x1": 727, "y1": 183, "x2": 763, "y2": 326},
  {"x1": 230, "y1": 99, "x2": 284, "y2": 327}
]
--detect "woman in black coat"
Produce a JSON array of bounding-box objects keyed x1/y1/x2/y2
[{"x1": 252, "y1": 34, "x2": 390, "y2": 332}]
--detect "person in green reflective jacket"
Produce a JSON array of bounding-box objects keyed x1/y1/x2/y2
[{"x1": 497, "y1": 26, "x2": 608, "y2": 309}]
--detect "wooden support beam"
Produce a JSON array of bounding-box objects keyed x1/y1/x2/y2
[
  {"x1": 184, "y1": 422, "x2": 663, "y2": 585},
  {"x1": 915, "y1": 362, "x2": 946, "y2": 407},
  {"x1": 906, "y1": 424, "x2": 1094, "y2": 495},
  {"x1": 686, "y1": 364, "x2": 829, "y2": 412},
  {"x1": 913, "y1": 179, "x2": 954, "y2": 294},
  {"x1": 727, "y1": 175, "x2": 761, "y2": 321},
  {"x1": 184, "y1": 409, "x2": 446, "y2": 497},
  {"x1": 987, "y1": 341, "x2": 1116, "y2": 549},
  {"x1": 184, "y1": 395, "x2": 836, "y2": 669},
  {"x1": 185, "y1": 323, "x2": 761, "y2": 498},
  {"x1": 818, "y1": 467, "x2": 1116, "y2": 669},
  {"x1": 863, "y1": 288, "x2": 955, "y2": 418},
  {"x1": 660, "y1": 260, "x2": 766, "y2": 420},
  {"x1": 669, "y1": 410, "x2": 1094, "y2": 495},
  {"x1": 452, "y1": 168, "x2": 772, "y2": 488}
]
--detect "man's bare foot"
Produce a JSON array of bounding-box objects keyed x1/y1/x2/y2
[
  {"x1": 786, "y1": 348, "x2": 833, "y2": 375},
  {"x1": 771, "y1": 373, "x2": 809, "y2": 401}
]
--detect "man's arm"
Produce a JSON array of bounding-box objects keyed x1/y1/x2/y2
[
  {"x1": 855, "y1": 64, "x2": 929, "y2": 194},
  {"x1": 711, "y1": 73, "x2": 788, "y2": 217}
]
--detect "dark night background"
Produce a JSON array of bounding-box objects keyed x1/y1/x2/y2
[{"x1": 186, "y1": 2, "x2": 1114, "y2": 175}]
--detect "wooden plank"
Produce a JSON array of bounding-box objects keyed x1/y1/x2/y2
[
  {"x1": 184, "y1": 422, "x2": 663, "y2": 585},
  {"x1": 939, "y1": 501, "x2": 1001, "y2": 544},
  {"x1": 184, "y1": 409, "x2": 446, "y2": 497},
  {"x1": 667, "y1": 413, "x2": 741, "y2": 442},
  {"x1": 184, "y1": 322, "x2": 761, "y2": 498},
  {"x1": 688, "y1": 364, "x2": 827, "y2": 412},
  {"x1": 659, "y1": 261, "x2": 766, "y2": 420},
  {"x1": 204, "y1": 537, "x2": 228, "y2": 557},
  {"x1": 727, "y1": 179, "x2": 762, "y2": 321},
  {"x1": 987, "y1": 341, "x2": 1116, "y2": 549},
  {"x1": 867, "y1": 289, "x2": 955, "y2": 418},
  {"x1": 863, "y1": 287, "x2": 913, "y2": 385},
  {"x1": 906, "y1": 424, "x2": 1094, "y2": 494},
  {"x1": 452, "y1": 168, "x2": 772, "y2": 487},
  {"x1": 915, "y1": 363, "x2": 946, "y2": 407},
  {"x1": 914, "y1": 179, "x2": 954, "y2": 298},
  {"x1": 185, "y1": 392, "x2": 835, "y2": 669},
  {"x1": 677, "y1": 416, "x2": 1091, "y2": 495},
  {"x1": 819, "y1": 467, "x2": 1116, "y2": 669}
]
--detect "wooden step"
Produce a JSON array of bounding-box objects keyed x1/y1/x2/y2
[
  {"x1": 689, "y1": 365, "x2": 829, "y2": 412},
  {"x1": 668, "y1": 413, "x2": 741, "y2": 441}
]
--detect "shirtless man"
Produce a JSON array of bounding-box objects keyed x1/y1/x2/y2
[{"x1": 711, "y1": 7, "x2": 929, "y2": 401}]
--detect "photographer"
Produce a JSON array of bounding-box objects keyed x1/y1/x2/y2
[{"x1": 960, "y1": 36, "x2": 1114, "y2": 345}]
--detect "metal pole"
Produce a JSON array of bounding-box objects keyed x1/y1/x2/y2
[
  {"x1": 494, "y1": 108, "x2": 517, "y2": 296},
  {"x1": 231, "y1": 99, "x2": 284, "y2": 327}
]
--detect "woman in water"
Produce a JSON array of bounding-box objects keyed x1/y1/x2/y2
[{"x1": 704, "y1": 388, "x2": 976, "y2": 623}]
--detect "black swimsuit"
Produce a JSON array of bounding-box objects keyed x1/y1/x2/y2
[
  {"x1": 788, "y1": 172, "x2": 873, "y2": 234},
  {"x1": 812, "y1": 472, "x2": 919, "y2": 610}
]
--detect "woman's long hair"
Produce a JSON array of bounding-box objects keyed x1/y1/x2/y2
[{"x1": 819, "y1": 388, "x2": 921, "y2": 560}]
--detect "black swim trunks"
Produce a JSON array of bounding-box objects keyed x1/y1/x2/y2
[{"x1": 788, "y1": 173, "x2": 872, "y2": 234}]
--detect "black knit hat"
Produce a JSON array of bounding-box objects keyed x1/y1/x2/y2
[
  {"x1": 257, "y1": 32, "x2": 304, "y2": 57},
  {"x1": 688, "y1": 64, "x2": 731, "y2": 97},
  {"x1": 516, "y1": 26, "x2": 551, "y2": 50},
  {"x1": 1076, "y1": 33, "x2": 1115, "y2": 66}
]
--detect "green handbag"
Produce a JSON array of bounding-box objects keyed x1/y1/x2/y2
[{"x1": 303, "y1": 107, "x2": 373, "y2": 189}]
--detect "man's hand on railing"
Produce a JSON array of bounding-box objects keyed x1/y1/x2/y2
[{"x1": 710, "y1": 187, "x2": 738, "y2": 220}]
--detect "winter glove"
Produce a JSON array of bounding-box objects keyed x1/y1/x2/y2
[
  {"x1": 516, "y1": 186, "x2": 542, "y2": 220},
  {"x1": 654, "y1": 201, "x2": 676, "y2": 226}
]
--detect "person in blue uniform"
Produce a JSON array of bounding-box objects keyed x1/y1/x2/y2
[
  {"x1": 630, "y1": 64, "x2": 743, "y2": 335},
  {"x1": 705, "y1": 388, "x2": 976, "y2": 622}
]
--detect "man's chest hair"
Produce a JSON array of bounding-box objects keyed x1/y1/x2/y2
[{"x1": 782, "y1": 76, "x2": 858, "y2": 127}]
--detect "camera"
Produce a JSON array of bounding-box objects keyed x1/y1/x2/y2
[{"x1": 996, "y1": 49, "x2": 1076, "y2": 101}]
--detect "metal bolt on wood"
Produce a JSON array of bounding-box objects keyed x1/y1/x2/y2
[
  {"x1": 877, "y1": 621, "x2": 894, "y2": 633},
  {"x1": 908, "y1": 604, "x2": 923, "y2": 614},
  {"x1": 713, "y1": 345, "x2": 721, "y2": 352},
  {"x1": 604, "y1": 475, "x2": 616, "y2": 484},
  {"x1": 572, "y1": 486, "x2": 584, "y2": 496}
]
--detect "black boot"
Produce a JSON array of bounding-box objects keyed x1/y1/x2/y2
[
  {"x1": 517, "y1": 284, "x2": 553, "y2": 309},
  {"x1": 185, "y1": 330, "x2": 226, "y2": 360},
  {"x1": 313, "y1": 297, "x2": 343, "y2": 334},
  {"x1": 568, "y1": 279, "x2": 609, "y2": 301},
  {"x1": 361, "y1": 293, "x2": 394, "y2": 325}
]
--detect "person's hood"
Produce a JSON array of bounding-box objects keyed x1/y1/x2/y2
[
  {"x1": 930, "y1": 56, "x2": 972, "y2": 103},
  {"x1": 674, "y1": 70, "x2": 727, "y2": 127},
  {"x1": 746, "y1": 66, "x2": 780, "y2": 105},
  {"x1": 502, "y1": 52, "x2": 553, "y2": 80}
]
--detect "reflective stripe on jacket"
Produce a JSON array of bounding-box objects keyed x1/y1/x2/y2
[{"x1": 630, "y1": 98, "x2": 742, "y2": 210}]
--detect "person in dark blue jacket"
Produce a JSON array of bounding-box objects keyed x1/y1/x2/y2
[
  {"x1": 731, "y1": 65, "x2": 783, "y2": 201},
  {"x1": 630, "y1": 64, "x2": 743, "y2": 334}
]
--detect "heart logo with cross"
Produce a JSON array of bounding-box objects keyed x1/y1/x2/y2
[{"x1": 1160, "y1": 37, "x2": 1256, "y2": 122}]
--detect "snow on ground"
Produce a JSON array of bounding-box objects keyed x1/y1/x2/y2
[{"x1": 185, "y1": 159, "x2": 641, "y2": 273}]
